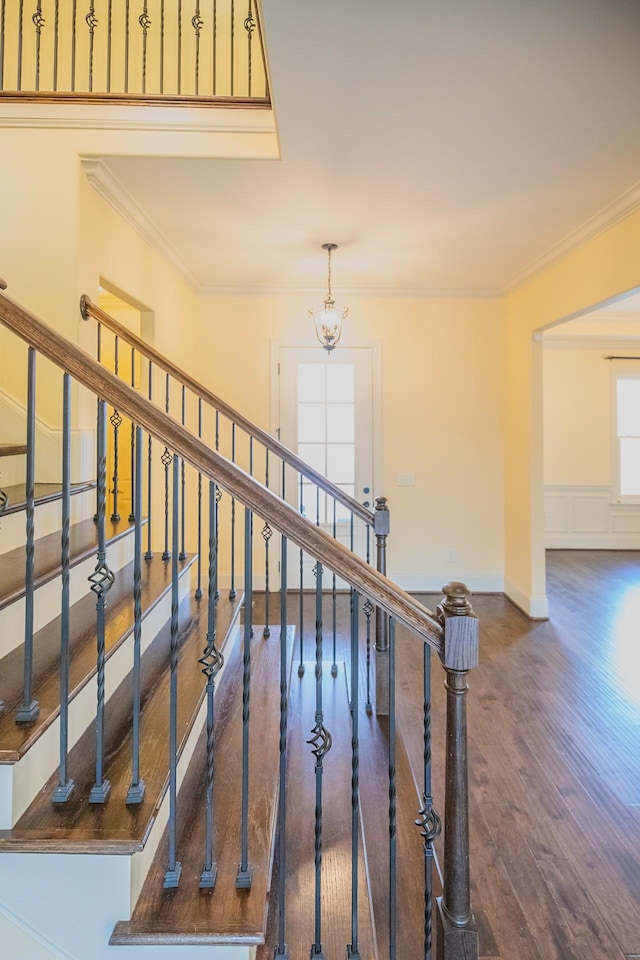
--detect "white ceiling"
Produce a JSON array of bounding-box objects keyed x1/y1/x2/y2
[{"x1": 102, "y1": 0, "x2": 640, "y2": 296}]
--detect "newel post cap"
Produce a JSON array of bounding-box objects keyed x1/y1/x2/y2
[
  {"x1": 437, "y1": 581, "x2": 479, "y2": 671},
  {"x1": 80, "y1": 294, "x2": 91, "y2": 320},
  {"x1": 374, "y1": 496, "x2": 390, "y2": 536},
  {"x1": 0, "y1": 277, "x2": 7, "y2": 291}
]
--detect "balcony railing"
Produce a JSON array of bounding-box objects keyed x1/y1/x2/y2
[{"x1": 0, "y1": 0, "x2": 269, "y2": 106}]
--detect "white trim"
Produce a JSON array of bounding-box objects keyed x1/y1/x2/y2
[
  {"x1": 504, "y1": 579, "x2": 549, "y2": 620},
  {"x1": 502, "y1": 179, "x2": 640, "y2": 293},
  {"x1": 544, "y1": 484, "x2": 640, "y2": 547},
  {"x1": 543, "y1": 336, "x2": 640, "y2": 349},
  {"x1": 200, "y1": 284, "x2": 500, "y2": 299},
  {"x1": 0, "y1": 900, "x2": 74, "y2": 960},
  {"x1": 81, "y1": 159, "x2": 201, "y2": 291}
]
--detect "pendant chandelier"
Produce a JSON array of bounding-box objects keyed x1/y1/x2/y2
[{"x1": 309, "y1": 243, "x2": 348, "y2": 353}]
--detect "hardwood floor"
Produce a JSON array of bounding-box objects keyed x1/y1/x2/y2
[{"x1": 253, "y1": 551, "x2": 640, "y2": 960}]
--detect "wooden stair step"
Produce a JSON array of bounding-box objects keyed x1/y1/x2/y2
[
  {"x1": 0, "y1": 480, "x2": 95, "y2": 517},
  {"x1": 0, "y1": 513, "x2": 141, "y2": 611},
  {"x1": 0, "y1": 553, "x2": 194, "y2": 762},
  {"x1": 0, "y1": 444, "x2": 27, "y2": 458},
  {"x1": 110, "y1": 623, "x2": 285, "y2": 946},
  {"x1": 0, "y1": 592, "x2": 242, "y2": 851}
]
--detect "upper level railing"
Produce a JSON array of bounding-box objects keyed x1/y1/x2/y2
[
  {"x1": 0, "y1": 284, "x2": 480, "y2": 959},
  {"x1": 0, "y1": 0, "x2": 269, "y2": 105}
]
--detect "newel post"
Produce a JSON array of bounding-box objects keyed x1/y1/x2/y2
[
  {"x1": 436, "y1": 581, "x2": 479, "y2": 960},
  {"x1": 374, "y1": 496, "x2": 390, "y2": 715}
]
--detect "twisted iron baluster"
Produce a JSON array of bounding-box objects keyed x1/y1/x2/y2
[
  {"x1": 52, "y1": 373, "x2": 74, "y2": 802},
  {"x1": 230, "y1": 0, "x2": 234, "y2": 96},
  {"x1": 192, "y1": 0, "x2": 202, "y2": 94},
  {"x1": 89, "y1": 399, "x2": 115, "y2": 802},
  {"x1": 331, "y1": 499, "x2": 337, "y2": 678},
  {"x1": 128, "y1": 346, "x2": 135, "y2": 521},
  {"x1": 32, "y1": 1, "x2": 45, "y2": 90},
  {"x1": 199, "y1": 481, "x2": 223, "y2": 887},
  {"x1": 298, "y1": 472, "x2": 304, "y2": 677},
  {"x1": 363, "y1": 599, "x2": 373, "y2": 716},
  {"x1": 229, "y1": 423, "x2": 237, "y2": 600},
  {"x1": 126, "y1": 426, "x2": 145, "y2": 805},
  {"x1": 262, "y1": 449, "x2": 270, "y2": 637},
  {"x1": 1, "y1": 1, "x2": 7, "y2": 91},
  {"x1": 274, "y1": 514, "x2": 288, "y2": 960},
  {"x1": 160, "y1": 0, "x2": 165, "y2": 93},
  {"x1": 236, "y1": 505, "x2": 253, "y2": 888},
  {"x1": 145, "y1": 359, "x2": 153, "y2": 560},
  {"x1": 179, "y1": 386, "x2": 187, "y2": 561},
  {"x1": 53, "y1": 0, "x2": 59, "y2": 90},
  {"x1": 86, "y1": 0, "x2": 97, "y2": 91},
  {"x1": 106, "y1": 0, "x2": 111, "y2": 91},
  {"x1": 348, "y1": 591, "x2": 362, "y2": 960},
  {"x1": 71, "y1": 0, "x2": 76, "y2": 91},
  {"x1": 139, "y1": 1, "x2": 150, "y2": 93},
  {"x1": 110, "y1": 335, "x2": 121, "y2": 522},
  {"x1": 163, "y1": 455, "x2": 182, "y2": 887},
  {"x1": 177, "y1": 0, "x2": 182, "y2": 94},
  {"x1": 16, "y1": 346, "x2": 38, "y2": 722},
  {"x1": 195, "y1": 398, "x2": 203, "y2": 599},
  {"x1": 17, "y1": 0, "x2": 23, "y2": 90},
  {"x1": 415, "y1": 644, "x2": 441, "y2": 960},
  {"x1": 308, "y1": 561, "x2": 331, "y2": 960},
  {"x1": 124, "y1": 0, "x2": 130, "y2": 92},
  {"x1": 211, "y1": 0, "x2": 216, "y2": 94},
  {"x1": 244, "y1": 0, "x2": 254, "y2": 97},
  {"x1": 161, "y1": 373, "x2": 171, "y2": 561},
  {"x1": 388, "y1": 618, "x2": 397, "y2": 960}
]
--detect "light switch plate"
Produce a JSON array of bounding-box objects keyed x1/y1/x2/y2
[{"x1": 396, "y1": 473, "x2": 415, "y2": 487}]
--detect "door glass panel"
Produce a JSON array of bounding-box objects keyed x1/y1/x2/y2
[
  {"x1": 327, "y1": 403, "x2": 355, "y2": 443},
  {"x1": 327, "y1": 364, "x2": 354, "y2": 402},
  {"x1": 327, "y1": 444, "x2": 355, "y2": 484},
  {"x1": 297, "y1": 443, "x2": 326, "y2": 474},
  {"x1": 620, "y1": 437, "x2": 640, "y2": 495},
  {"x1": 617, "y1": 379, "x2": 640, "y2": 436},
  {"x1": 298, "y1": 403, "x2": 326, "y2": 443},
  {"x1": 298, "y1": 364, "x2": 327, "y2": 403}
]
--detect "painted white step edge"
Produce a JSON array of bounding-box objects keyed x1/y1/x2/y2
[
  {"x1": 0, "y1": 564, "x2": 193, "y2": 828},
  {"x1": 0, "y1": 488, "x2": 96, "y2": 555}
]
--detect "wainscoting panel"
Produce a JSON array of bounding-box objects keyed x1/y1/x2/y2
[{"x1": 544, "y1": 485, "x2": 640, "y2": 548}]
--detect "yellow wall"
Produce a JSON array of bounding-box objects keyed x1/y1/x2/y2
[{"x1": 504, "y1": 208, "x2": 640, "y2": 616}]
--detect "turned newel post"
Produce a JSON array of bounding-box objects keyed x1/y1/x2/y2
[
  {"x1": 374, "y1": 496, "x2": 390, "y2": 715},
  {"x1": 436, "y1": 581, "x2": 479, "y2": 960}
]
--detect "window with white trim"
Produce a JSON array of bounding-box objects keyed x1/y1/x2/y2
[{"x1": 612, "y1": 370, "x2": 640, "y2": 502}]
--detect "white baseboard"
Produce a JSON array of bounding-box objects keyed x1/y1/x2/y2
[{"x1": 504, "y1": 579, "x2": 549, "y2": 620}]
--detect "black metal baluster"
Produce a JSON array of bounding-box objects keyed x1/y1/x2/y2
[
  {"x1": 230, "y1": 0, "x2": 234, "y2": 96},
  {"x1": 214, "y1": 411, "x2": 220, "y2": 602},
  {"x1": 177, "y1": 0, "x2": 182, "y2": 94},
  {"x1": 110, "y1": 335, "x2": 121, "y2": 522},
  {"x1": 262, "y1": 450, "x2": 271, "y2": 638},
  {"x1": 17, "y1": 0, "x2": 23, "y2": 91},
  {"x1": 52, "y1": 373, "x2": 74, "y2": 802},
  {"x1": 199, "y1": 480, "x2": 223, "y2": 888},
  {"x1": 53, "y1": 0, "x2": 59, "y2": 90},
  {"x1": 179, "y1": 385, "x2": 187, "y2": 561},
  {"x1": 106, "y1": 0, "x2": 112, "y2": 91},
  {"x1": 124, "y1": 0, "x2": 130, "y2": 92},
  {"x1": 89, "y1": 399, "x2": 115, "y2": 802},
  {"x1": 331, "y1": 499, "x2": 337, "y2": 677},
  {"x1": 274, "y1": 475, "x2": 288, "y2": 960},
  {"x1": 212, "y1": 0, "x2": 216, "y2": 94},
  {"x1": 308, "y1": 561, "x2": 331, "y2": 960},
  {"x1": 195, "y1": 398, "x2": 203, "y2": 599},
  {"x1": 236, "y1": 504, "x2": 252, "y2": 888},
  {"x1": 160, "y1": 0, "x2": 165, "y2": 93},
  {"x1": 416, "y1": 644, "x2": 441, "y2": 960},
  {"x1": 388, "y1": 617, "x2": 397, "y2": 960},
  {"x1": 16, "y1": 346, "x2": 38, "y2": 722},
  {"x1": 33, "y1": 1, "x2": 44, "y2": 91},
  {"x1": 298, "y1": 472, "x2": 304, "y2": 678},
  {"x1": 0, "y1": 0, "x2": 6, "y2": 91},
  {"x1": 128, "y1": 346, "x2": 135, "y2": 522},
  {"x1": 86, "y1": 0, "x2": 97, "y2": 92},
  {"x1": 145, "y1": 359, "x2": 153, "y2": 560},
  {"x1": 192, "y1": 0, "x2": 202, "y2": 94},
  {"x1": 348, "y1": 591, "x2": 361, "y2": 960},
  {"x1": 229, "y1": 422, "x2": 236, "y2": 600},
  {"x1": 71, "y1": 0, "x2": 76, "y2": 91},
  {"x1": 161, "y1": 373, "x2": 171, "y2": 561},
  {"x1": 126, "y1": 426, "x2": 145, "y2": 805},
  {"x1": 364, "y1": 527, "x2": 372, "y2": 714},
  {"x1": 164, "y1": 455, "x2": 182, "y2": 887},
  {"x1": 139, "y1": 0, "x2": 149, "y2": 93},
  {"x1": 245, "y1": 0, "x2": 254, "y2": 97}
]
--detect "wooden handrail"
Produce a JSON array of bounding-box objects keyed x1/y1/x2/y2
[
  {"x1": 1, "y1": 291, "x2": 443, "y2": 653},
  {"x1": 80, "y1": 296, "x2": 375, "y2": 528}
]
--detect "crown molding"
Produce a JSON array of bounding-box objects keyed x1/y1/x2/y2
[
  {"x1": 502, "y1": 179, "x2": 640, "y2": 294},
  {"x1": 81, "y1": 158, "x2": 200, "y2": 291},
  {"x1": 197, "y1": 283, "x2": 500, "y2": 299}
]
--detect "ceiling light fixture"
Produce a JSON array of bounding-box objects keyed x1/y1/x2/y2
[{"x1": 309, "y1": 242, "x2": 348, "y2": 353}]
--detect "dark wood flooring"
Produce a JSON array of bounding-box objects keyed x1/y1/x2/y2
[{"x1": 252, "y1": 551, "x2": 640, "y2": 960}]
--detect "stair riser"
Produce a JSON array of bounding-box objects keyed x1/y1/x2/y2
[
  {"x1": 0, "y1": 566, "x2": 193, "y2": 828},
  {"x1": 0, "y1": 529, "x2": 135, "y2": 660},
  {"x1": 0, "y1": 490, "x2": 95, "y2": 555}
]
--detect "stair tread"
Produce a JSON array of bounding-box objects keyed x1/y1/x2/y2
[
  {"x1": 0, "y1": 553, "x2": 195, "y2": 762},
  {"x1": 0, "y1": 480, "x2": 95, "y2": 517},
  {"x1": 0, "y1": 444, "x2": 27, "y2": 457},
  {"x1": 0, "y1": 513, "x2": 142, "y2": 611},
  {"x1": 0, "y1": 591, "x2": 241, "y2": 851},
  {"x1": 111, "y1": 623, "x2": 284, "y2": 945}
]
